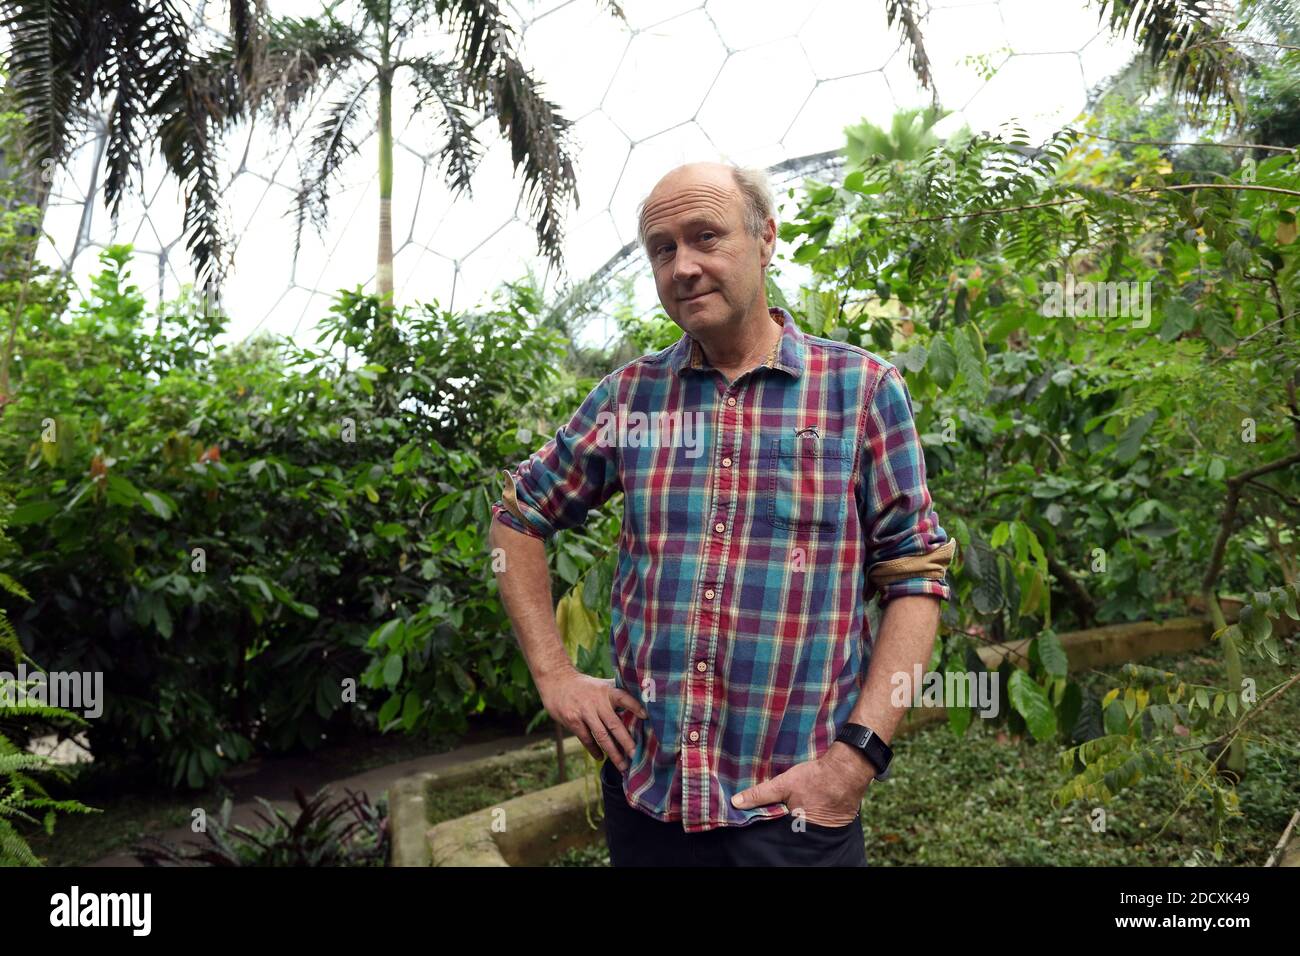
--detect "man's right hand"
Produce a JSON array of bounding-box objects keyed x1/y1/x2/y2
[{"x1": 537, "y1": 669, "x2": 647, "y2": 770}]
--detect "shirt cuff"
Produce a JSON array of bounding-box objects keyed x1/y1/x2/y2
[
  {"x1": 875, "y1": 576, "x2": 951, "y2": 604},
  {"x1": 490, "y1": 469, "x2": 549, "y2": 540},
  {"x1": 869, "y1": 539, "x2": 955, "y2": 603},
  {"x1": 490, "y1": 501, "x2": 546, "y2": 539}
]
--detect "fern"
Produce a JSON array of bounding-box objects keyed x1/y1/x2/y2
[{"x1": 0, "y1": 488, "x2": 97, "y2": 865}]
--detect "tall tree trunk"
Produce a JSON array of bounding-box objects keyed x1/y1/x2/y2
[
  {"x1": 0, "y1": 160, "x2": 52, "y2": 406},
  {"x1": 376, "y1": 61, "x2": 394, "y2": 304}
]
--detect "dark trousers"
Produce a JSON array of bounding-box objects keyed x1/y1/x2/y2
[{"x1": 600, "y1": 758, "x2": 867, "y2": 867}]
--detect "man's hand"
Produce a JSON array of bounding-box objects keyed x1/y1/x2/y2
[
  {"x1": 730, "y1": 743, "x2": 875, "y2": 826},
  {"x1": 537, "y1": 668, "x2": 647, "y2": 770}
]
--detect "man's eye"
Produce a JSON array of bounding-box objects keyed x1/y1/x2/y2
[{"x1": 699, "y1": 232, "x2": 716, "y2": 241}]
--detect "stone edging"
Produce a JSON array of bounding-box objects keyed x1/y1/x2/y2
[{"x1": 390, "y1": 735, "x2": 590, "y2": 866}]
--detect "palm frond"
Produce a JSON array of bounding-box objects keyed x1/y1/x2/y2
[
  {"x1": 404, "y1": 54, "x2": 482, "y2": 196},
  {"x1": 437, "y1": 1, "x2": 578, "y2": 267},
  {"x1": 228, "y1": 0, "x2": 261, "y2": 87},
  {"x1": 248, "y1": 15, "x2": 365, "y2": 128},
  {"x1": 0, "y1": 0, "x2": 85, "y2": 165},
  {"x1": 486, "y1": 53, "x2": 578, "y2": 268},
  {"x1": 152, "y1": 77, "x2": 229, "y2": 292},
  {"x1": 291, "y1": 75, "x2": 374, "y2": 265},
  {"x1": 1091, "y1": 0, "x2": 1250, "y2": 120},
  {"x1": 100, "y1": 5, "x2": 166, "y2": 219},
  {"x1": 885, "y1": 0, "x2": 935, "y2": 95}
]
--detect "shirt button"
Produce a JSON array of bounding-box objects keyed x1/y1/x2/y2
[
  {"x1": 726, "y1": 397, "x2": 737, "y2": 407},
  {"x1": 696, "y1": 660, "x2": 708, "y2": 672},
  {"x1": 704, "y1": 588, "x2": 715, "y2": 599},
  {"x1": 689, "y1": 730, "x2": 700, "y2": 742},
  {"x1": 714, "y1": 522, "x2": 725, "y2": 533},
  {"x1": 722, "y1": 457, "x2": 732, "y2": 467}
]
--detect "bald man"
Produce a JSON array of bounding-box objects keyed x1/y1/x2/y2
[{"x1": 490, "y1": 161, "x2": 953, "y2": 866}]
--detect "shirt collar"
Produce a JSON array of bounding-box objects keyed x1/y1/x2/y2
[{"x1": 669, "y1": 305, "x2": 805, "y2": 380}]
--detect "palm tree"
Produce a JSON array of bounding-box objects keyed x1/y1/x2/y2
[
  {"x1": 0, "y1": 0, "x2": 255, "y2": 402},
  {"x1": 0, "y1": 0, "x2": 260, "y2": 288},
  {"x1": 244, "y1": 0, "x2": 624, "y2": 303},
  {"x1": 885, "y1": 0, "x2": 1297, "y2": 131}
]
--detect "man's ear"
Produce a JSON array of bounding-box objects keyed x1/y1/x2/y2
[{"x1": 763, "y1": 216, "x2": 777, "y2": 266}]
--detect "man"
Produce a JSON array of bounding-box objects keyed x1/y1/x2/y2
[{"x1": 488, "y1": 161, "x2": 954, "y2": 866}]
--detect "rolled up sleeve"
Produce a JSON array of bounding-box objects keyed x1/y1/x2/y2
[
  {"x1": 489, "y1": 372, "x2": 621, "y2": 541},
  {"x1": 858, "y1": 364, "x2": 953, "y2": 603}
]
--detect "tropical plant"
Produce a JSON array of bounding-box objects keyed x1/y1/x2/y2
[
  {"x1": 0, "y1": 489, "x2": 97, "y2": 866},
  {"x1": 240, "y1": 0, "x2": 625, "y2": 301},
  {"x1": 1056, "y1": 581, "x2": 1300, "y2": 860},
  {"x1": 132, "y1": 785, "x2": 388, "y2": 866},
  {"x1": 1089, "y1": 0, "x2": 1298, "y2": 127},
  {"x1": 0, "y1": 0, "x2": 259, "y2": 290},
  {"x1": 1, "y1": 244, "x2": 601, "y2": 789}
]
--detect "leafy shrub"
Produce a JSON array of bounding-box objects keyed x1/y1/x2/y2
[
  {"x1": 132, "y1": 786, "x2": 388, "y2": 866},
  {"x1": 1, "y1": 246, "x2": 607, "y2": 789}
]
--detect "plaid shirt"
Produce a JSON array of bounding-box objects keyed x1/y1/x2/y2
[{"x1": 491, "y1": 306, "x2": 952, "y2": 831}]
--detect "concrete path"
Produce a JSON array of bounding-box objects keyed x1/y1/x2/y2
[{"x1": 88, "y1": 731, "x2": 549, "y2": 866}]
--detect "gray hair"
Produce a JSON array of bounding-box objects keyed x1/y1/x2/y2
[{"x1": 636, "y1": 164, "x2": 776, "y2": 250}]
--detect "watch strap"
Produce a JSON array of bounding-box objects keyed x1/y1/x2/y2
[{"x1": 835, "y1": 722, "x2": 893, "y2": 780}]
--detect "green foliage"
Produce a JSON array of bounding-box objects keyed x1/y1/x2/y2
[
  {"x1": 0, "y1": 489, "x2": 97, "y2": 866},
  {"x1": 0, "y1": 245, "x2": 589, "y2": 788},
  {"x1": 778, "y1": 104, "x2": 1300, "y2": 784},
  {"x1": 132, "y1": 786, "x2": 388, "y2": 866},
  {"x1": 1055, "y1": 582, "x2": 1299, "y2": 861}
]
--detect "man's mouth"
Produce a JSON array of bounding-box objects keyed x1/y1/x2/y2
[{"x1": 680, "y1": 291, "x2": 713, "y2": 302}]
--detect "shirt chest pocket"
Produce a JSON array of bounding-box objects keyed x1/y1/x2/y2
[{"x1": 764, "y1": 434, "x2": 855, "y2": 533}]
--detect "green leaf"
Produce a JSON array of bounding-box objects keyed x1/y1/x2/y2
[
  {"x1": 370, "y1": 618, "x2": 403, "y2": 649},
  {"x1": 972, "y1": 555, "x2": 1003, "y2": 614},
  {"x1": 9, "y1": 500, "x2": 59, "y2": 525},
  {"x1": 1036, "y1": 629, "x2": 1069, "y2": 677},
  {"x1": 927, "y1": 334, "x2": 958, "y2": 388},
  {"x1": 141, "y1": 491, "x2": 174, "y2": 520},
  {"x1": 556, "y1": 551, "x2": 579, "y2": 585},
  {"x1": 1114, "y1": 410, "x2": 1156, "y2": 463},
  {"x1": 895, "y1": 344, "x2": 928, "y2": 373},
  {"x1": 953, "y1": 325, "x2": 987, "y2": 399},
  {"x1": 401, "y1": 691, "x2": 422, "y2": 730},
  {"x1": 1238, "y1": 605, "x2": 1271, "y2": 644},
  {"x1": 153, "y1": 601, "x2": 173, "y2": 639},
  {"x1": 449, "y1": 661, "x2": 476, "y2": 694},
  {"x1": 1157, "y1": 297, "x2": 1196, "y2": 341},
  {"x1": 106, "y1": 474, "x2": 144, "y2": 508},
  {"x1": 1283, "y1": 587, "x2": 1299, "y2": 622},
  {"x1": 1007, "y1": 669, "x2": 1057, "y2": 741},
  {"x1": 382, "y1": 653, "x2": 403, "y2": 688}
]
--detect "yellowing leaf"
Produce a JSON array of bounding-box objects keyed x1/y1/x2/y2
[{"x1": 556, "y1": 590, "x2": 599, "y2": 662}]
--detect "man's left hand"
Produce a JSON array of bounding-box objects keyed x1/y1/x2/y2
[{"x1": 730, "y1": 743, "x2": 874, "y2": 827}]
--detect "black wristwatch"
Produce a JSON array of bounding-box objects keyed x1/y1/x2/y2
[{"x1": 834, "y1": 722, "x2": 893, "y2": 781}]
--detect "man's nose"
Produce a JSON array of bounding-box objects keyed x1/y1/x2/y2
[{"x1": 673, "y1": 245, "x2": 703, "y2": 283}]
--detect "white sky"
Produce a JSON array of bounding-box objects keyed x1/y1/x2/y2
[{"x1": 36, "y1": 0, "x2": 1135, "y2": 349}]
